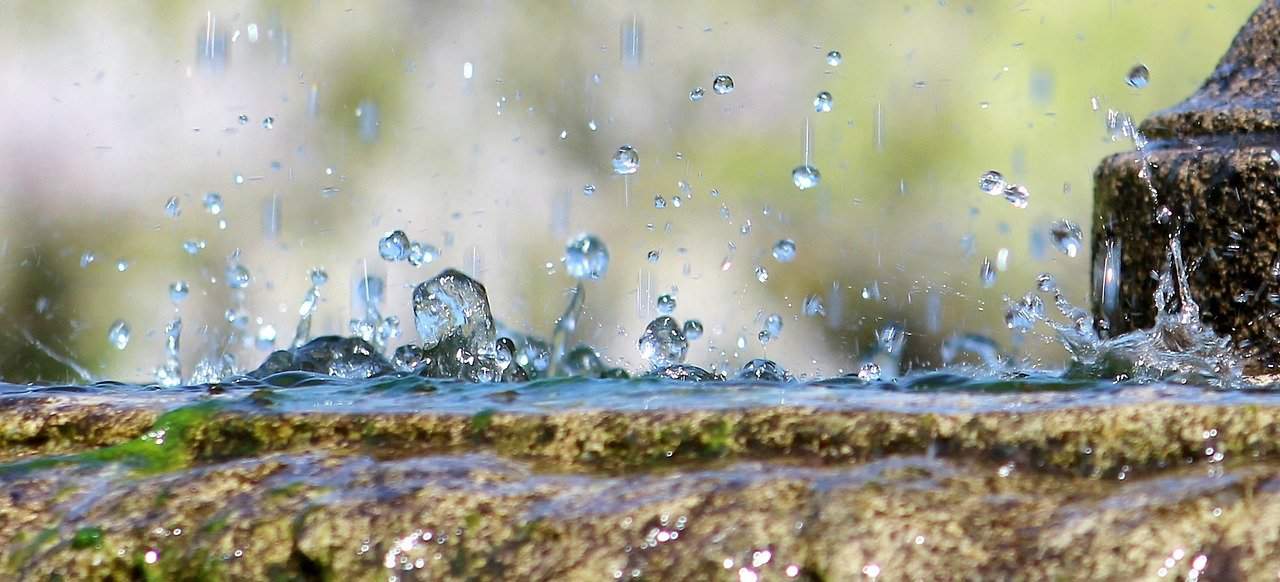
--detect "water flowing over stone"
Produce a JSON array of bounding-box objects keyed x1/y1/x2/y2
[{"x1": 250, "y1": 336, "x2": 393, "y2": 380}]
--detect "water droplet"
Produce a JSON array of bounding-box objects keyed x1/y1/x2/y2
[
  {"x1": 309, "y1": 268, "x2": 329, "y2": 286},
  {"x1": 653, "y1": 195, "x2": 667, "y2": 209},
  {"x1": 226, "y1": 263, "x2": 251, "y2": 289},
  {"x1": 182, "y1": 239, "x2": 206, "y2": 255},
  {"x1": 647, "y1": 250, "x2": 660, "y2": 263},
  {"x1": 107, "y1": 320, "x2": 131, "y2": 350},
  {"x1": 378, "y1": 230, "x2": 411, "y2": 262},
  {"x1": 764, "y1": 313, "x2": 783, "y2": 336},
  {"x1": 803, "y1": 294, "x2": 825, "y2": 317},
  {"x1": 583, "y1": 184, "x2": 596, "y2": 197},
  {"x1": 611, "y1": 145, "x2": 639, "y2": 175},
  {"x1": 1125, "y1": 63, "x2": 1149, "y2": 89},
  {"x1": 588, "y1": 119, "x2": 598, "y2": 132},
  {"x1": 115, "y1": 259, "x2": 130, "y2": 272},
  {"x1": 656, "y1": 294, "x2": 677, "y2": 315},
  {"x1": 565, "y1": 234, "x2": 610, "y2": 280},
  {"x1": 79, "y1": 251, "x2": 95, "y2": 268},
  {"x1": 638, "y1": 315, "x2": 688, "y2": 367},
  {"x1": 412, "y1": 269, "x2": 496, "y2": 355},
  {"x1": 1155, "y1": 206, "x2": 1173, "y2": 224},
  {"x1": 1037, "y1": 272, "x2": 1058, "y2": 293},
  {"x1": 408, "y1": 242, "x2": 439, "y2": 267},
  {"x1": 683, "y1": 319, "x2": 703, "y2": 340},
  {"x1": 1005, "y1": 293, "x2": 1044, "y2": 332},
  {"x1": 979, "y1": 258, "x2": 997, "y2": 288},
  {"x1": 1049, "y1": 220, "x2": 1083, "y2": 258},
  {"x1": 755, "y1": 265, "x2": 769, "y2": 283},
  {"x1": 202, "y1": 192, "x2": 224, "y2": 215},
  {"x1": 826, "y1": 50, "x2": 842, "y2": 66},
  {"x1": 256, "y1": 324, "x2": 278, "y2": 350},
  {"x1": 712, "y1": 74, "x2": 735, "y2": 95},
  {"x1": 772, "y1": 239, "x2": 797, "y2": 263},
  {"x1": 1001, "y1": 183, "x2": 1030, "y2": 208},
  {"x1": 857, "y1": 362, "x2": 881, "y2": 381},
  {"x1": 559, "y1": 129, "x2": 568, "y2": 140},
  {"x1": 791, "y1": 165, "x2": 821, "y2": 190},
  {"x1": 978, "y1": 170, "x2": 1005, "y2": 195},
  {"x1": 238, "y1": 114, "x2": 249, "y2": 125},
  {"x1": 261, "y1": 116, "x2": 275, "y2": 129},
  {"x1": 689, "y1": 87, "x2": 705, "y2": 102},
  {"x1": 672, "y1": 195, "x2": 682, "y2": 208},
  {"x1": 164, "y1": 196, "x2": 181, "y2": 218},
  {"x1": 169, "y1": 281, "x2": 190, "y2": 303},
  {"x1": 813, "y1": 91, "x2": 833, "y2": 113}
]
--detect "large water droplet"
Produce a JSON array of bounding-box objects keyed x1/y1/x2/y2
[
  {"x1": 826, "y1": 50, "x2": 842, "y2": 66},
  {"x1": 412, "y1": 268, "x2": 497, "y2": 354},
  {"x1": 1049, "y1": 220, "x2": 1083, "y2": 258},
  {"x1": 638, "y1": 315, "x2": 688, "y2": 368},
  {"x1": 772, "y1": 239, "x2": 797, "y2": 263},
  {"x1": 656, "y1": 294, "x2": 677, "y2": 315},
  {"x1": 378, "y1": 230, "x2": 411, "y2": 262},
  {"x1": 791, "y1": 165, "x2": 821, "y2": 190},
  {"x1": 565, "y1": 234, "x2": 610, "y2": 280},
  {"x1": 1125, "y1": 63, "x2": 1149, "y2": 89},
  {"x1": 813, "y1": 91, "x2": 833, "y2": 113},
  {"x1": 712, "y1": 74, "x2": 735, "y2": 95},
  {"x1": 611, "y1": 145, "x2": 639, "y2": 175},
  {"x1": 107, "y1": 320, "x2": 131, "y2": 350}
]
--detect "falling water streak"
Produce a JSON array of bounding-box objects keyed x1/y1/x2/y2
[
  {"x1": 874, "y1": 102, "x2": 883, "y2": 151},
  {"x1": 19, "y1": 329, "x2": 92, "y2": 383},
  {"x1": 548, "y1": 283, "x2": 585, "y2": 376},
  {"x1": 803, "y1": 118, "x2": 811, "y2": 166}
]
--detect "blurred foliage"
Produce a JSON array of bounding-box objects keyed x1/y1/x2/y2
[{"x1": 0, "y1": 0, "x2": 1259, "y2": 382}]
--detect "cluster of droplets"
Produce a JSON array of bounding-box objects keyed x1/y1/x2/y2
[
  {"x1": 977, "y1": 170, "x2": 1029, "y2": 209},
  {"x1": 379, "y1": 229, "x2": 439, "y2": 267}
]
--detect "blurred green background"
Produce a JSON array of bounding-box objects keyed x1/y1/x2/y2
[{"x1": 0, "y1": 0, "x2": 1258, "y2": 383}]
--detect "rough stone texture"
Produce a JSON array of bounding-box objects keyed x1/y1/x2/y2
[
  {"x1": 6, "y1": 392, "x2": 1280, "y2": 578},
  {"x1": 1093, "y1": 0, "x2": 1280, "y2": 372}
]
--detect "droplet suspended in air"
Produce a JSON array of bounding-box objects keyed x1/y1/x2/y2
[
  {"x1": 683, "y1": 319, "x2": 703, "y2": 340},
  {"x1": 653, "y1": 195, "x2": 666, "y2": 209},
  {"x1": 564, "y1": 233, "x2": 610, "y2": 280},
  {"x1": 979, "y1": 258, "x2": 997, "y2": 288},
  {"x1": 803, "y1": 294, "x2": 825, "y2": 317},
  {"x1": 169, "y1": 281, "x2": 190, "y2": 303},
  {"x1": 226, "y1": 263, "x2": 251, "y2": 289},
  {"x1": 378, "y1": 230, "x2": 411, "y2": 262},
  {"x1": 203, "y1": 192, "x2": 223, "y2": 215},
  {"x1": 813, "y1": 91, "x2": 833, "y2": 113},
  {"x1": 978, "y1": 170, "x2": 1005, "y2": 195},
  {"x1": 826, "y1": 50, "x2": 843, "y2": 66},
  {"x1": 164, "y1": 196, "x2": 181, "y2": 218},
  {"x1": 407, "y1": 242, "x2": 439, "y2": 267},
  {"x1": 183, "y1": 239, "x2": 206, "y2": 255},
  {"x1": 261, "y1": 116, "x2": 275, "y2": 129},
  {"x1": 1001, "y1": 183, "x2": 1030, "y2": 208},
  {"x1": 1049, "y1": 220, "x2": 1083, "y2": 258},
  {"x1": 772, "y1": 239, "x2": 797, "y2": 263},
  {"x1": 712, "y1": 74, "x2": 735, "y2": 95},
  {"x1": 791, "y1": 165, "x2": 821, "y2": 190},
  {"x1": 582, "y1": 184, "x2": 596, "y2": 197},
  {"x1": 764, "y1": 313, "x2": 783, "y2": 336},
  {"x1": 755, "y1": 265, "x2": 769, "y2": 283},
  {"x1": 689, "y1": 87, "x2": 705, "y2": 102},
  {"x1": 1125, "y1": 63, "x2": 1149, "y2": 89},
  {"x1": 107, "y1": 320, "x2": 131, "y2": 350},
  {"x1": 656, "y1": 294, "x2": 677, "y2": 315},
  {"x1": 611, "y1": 145, "x2": 639, "y2": 175}
]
